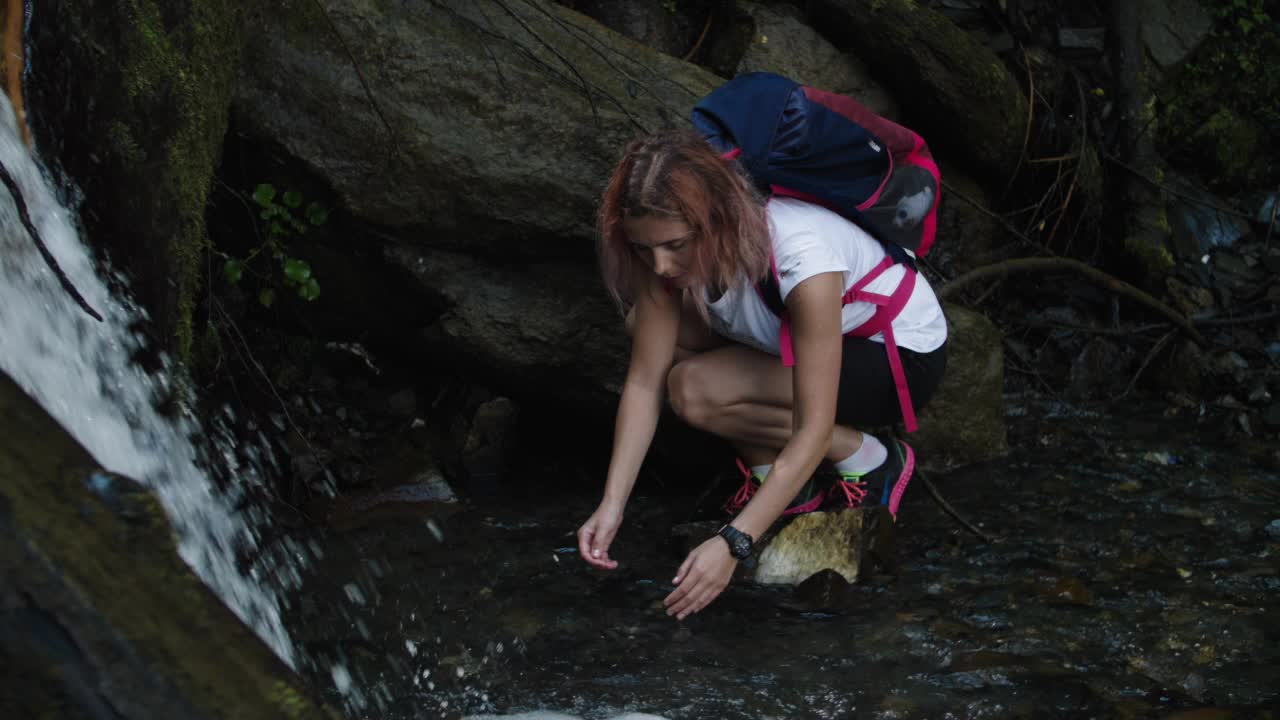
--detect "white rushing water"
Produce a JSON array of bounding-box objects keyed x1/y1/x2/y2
[{"x1": 0, "y1": 97, "x2": 299, "y2": 667}]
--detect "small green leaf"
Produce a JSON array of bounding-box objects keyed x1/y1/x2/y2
[
  {"x1": 283, "y1": 257, "x2": 312, "y2": 284},
  {"x1": 223, "y1": 259, "x2": 243, "y2": 284},
  {"x1": 300, "y1": 277, "x2": 321, "y2": 301},
  {"x1": 269, "y1": 220, "x2": 286, "y2": 237},
  {"x1": 252, "y1": 183, "x2": 276, "y2": 207},
  {"x1": 259, "y1": 288, "x2": 276, "y2": 308},
  {"x1": 306, "y1": 203, "x2": 329, "y2": 226},
  {"x1": 283, "y1": 190, "x2": 303, "y2": 208},
  {"x1": 260, "y1": 208, "x2": 274, "y2": 221}
]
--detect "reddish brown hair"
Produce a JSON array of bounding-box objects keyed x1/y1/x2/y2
[{"x1": 596, "y1": 128, "x2": 769, "y2": 316}]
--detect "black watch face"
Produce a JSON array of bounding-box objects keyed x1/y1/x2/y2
[{"x1": 720, "y1": 526, "x2": 752, "y2": 558}]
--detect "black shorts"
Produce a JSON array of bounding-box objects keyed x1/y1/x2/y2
[{"x1": 834, "y1": 336, "x2": 947, "y2": 428}]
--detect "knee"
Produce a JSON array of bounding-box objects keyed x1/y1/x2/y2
[{"x1": 667, "y1": 360, "x2": 719, "y2": 429}]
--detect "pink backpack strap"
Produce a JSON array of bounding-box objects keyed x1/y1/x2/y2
[
  {"x1": 844, "y1": 266, "x2": 919, "y2": 431},
  {"x1": 774, "y1": 257, "x2": 921, "y2": 432}
]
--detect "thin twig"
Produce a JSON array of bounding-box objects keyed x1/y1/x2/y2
[
  {"x1": 999, "y1": 48, "x2": 1035, "y2": 204},
  {"x1": 494, "y1": 0, "x2": 600, "y2": 126},
  {"x1": 1102, "y1": 151, "x2": 1255, "y2": 220},
  {"x1": 941, "y1": 178, "x2": 1054, "y2": 257},
  {"x1": 211, "y1": 297, "x2": 337, "y2": 496},
  {"x1": 682, "y1": 10, "x2": 713, "y2": 61},
  {"x1": 308, "y1": 0, "x2": 399, "y2": 155},
  {"x1": 0, "y1": 160, "x2": 102, "y2": 321},
  {"x1": 918, "y1": 470, "x2": 992, "y2": 542},
  {"x1": 1119, "y1": 328, "x2": 1176, "y2": 399},
  {"x1": 938, "y1": 257, "x2": 1207, "y2": 345}
]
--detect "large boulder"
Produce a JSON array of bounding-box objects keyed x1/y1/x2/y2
[
  {"x1": 0, "y1": 371, "x2": 338, "y2": 720},
  {"x1": 811, "y1": 0, "x2": 1028, "y2": 182},
  {"x1": 706, "y1": 0, "x2": 899, "y2": 118},
  {"x1": 384, "y1": 245, "x2": 629, "y2": 406},
  {"x1": 233, "y1": 0, "x2": 723, "y2": 256},
  {"x1": 26, "y1": 0, "x2": 247, "y2": 359},
  {"x1": 910, "y1": 303, "x2": 1008, "y2": 472}
]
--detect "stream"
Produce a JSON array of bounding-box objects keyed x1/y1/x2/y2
[{"x1": 283, "y1": 396, "x2": 1280, "y2": 719}]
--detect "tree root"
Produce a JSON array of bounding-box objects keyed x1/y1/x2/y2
[
  {"x1": 0, "y1": 161, "x2": 102, "y2": 322},
  {"x1": 938, "y1": 257, "x2": 1206, "y2": 346}
]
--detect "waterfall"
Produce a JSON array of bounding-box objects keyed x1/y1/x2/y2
[{"x1": 0, "y1": 96, "x2": 299, "y2": 668}]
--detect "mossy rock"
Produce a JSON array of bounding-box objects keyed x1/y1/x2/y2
[
  {"x1": 27, "y1": 0, "x2": 248, "y2": 362},
  {"x1": 0, "y1": 370, "x2": 339, "y2": 719}
]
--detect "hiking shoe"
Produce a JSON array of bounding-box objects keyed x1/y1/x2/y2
[
  {"x1": 723, "y1": 458, "x2": 825, "y2": 516},
  {"x1": 825, "y1": 439, "x2": 916, "y2": 518}
]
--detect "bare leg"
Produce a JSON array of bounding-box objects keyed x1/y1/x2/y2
[
  {"x1": 666, "y1": 344, "x2": 865, "y2": 464},
  {"x1": 626, "y1": 296, "x2": 864, "y2": 464}
]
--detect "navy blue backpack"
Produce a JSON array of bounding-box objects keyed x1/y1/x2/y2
[{"x1": 691, "y1": 72, "x2": 942, "y2": 431}]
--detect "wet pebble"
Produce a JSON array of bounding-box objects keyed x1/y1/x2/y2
[{"x1": 1265, "y1": 519, "x2": 1280, "y2": 540}]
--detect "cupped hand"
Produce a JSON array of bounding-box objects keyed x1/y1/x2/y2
[
  {"x1": 577, "y1": 503, "x2": 623, "y2": 570},
  {"x1": 663, "y1": 536, "x2": 737, "y2": 620}
]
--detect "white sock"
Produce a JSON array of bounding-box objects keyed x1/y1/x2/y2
[
  {"x1": 751, "y1": 463, "x2": 772, "y2": 480},
  {"x1": 833, "y1": 434, "x2": 887, "y2": 476}
]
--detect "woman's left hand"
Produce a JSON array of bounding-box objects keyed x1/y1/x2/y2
[{"x1": 663, "y1": 537, "x2": 737, "y2": 620}]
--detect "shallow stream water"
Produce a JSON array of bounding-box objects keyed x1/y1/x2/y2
[{"x1": 284, "y1": 396, "x2": 1280, "y2": 719}]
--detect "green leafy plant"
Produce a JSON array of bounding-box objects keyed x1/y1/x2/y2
[{"x1": 222, "y1": 183, "x2": 330, "y2": 307}]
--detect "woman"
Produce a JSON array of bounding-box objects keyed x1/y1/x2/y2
[{"x1": 576, "y1": 129, "x2": 948, "y2": 620}]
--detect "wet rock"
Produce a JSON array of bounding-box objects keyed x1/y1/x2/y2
[
  {"x1": 1265, "y1": 520, "x2": 1280, "y2": 540},
  {"x1": 1069, "y1": 337, "x2": 1132, "y2": 398},
  {"x1": 461, "y1": 396, "x2": 520, "y2": 495},
  {"x1": 1058, "y1": 27, "x2": 1106, "y2": 52},
  {"x1": 673, "y1": 507, "x2": 895, "y2": 586},
  {"x1": 0, "y1": 372, "x2": 337, "y2": 718},
  {"x1": 1167, "y1": 177, "x2": 1252, "y2": 261},
  {"x1": 707, "y1": 0, "x2": 899, "y2": 118},
  {"x1": 387, "y1": 387, "x2": 418, "y2": 418},
  {"x1": 781, "y1": 568, "x2": 853, "y2": 613}
]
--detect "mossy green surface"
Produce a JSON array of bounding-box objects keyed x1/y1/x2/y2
[
  {"x1": 117, "y1": 0, "x2": 244, "y2": 361},
  {"x1": 0, "y1": 372, "x2": 340, "y2": 719},
  {"x1": 1157, "y1": 0, "x2": 1278, "y2": 191}
]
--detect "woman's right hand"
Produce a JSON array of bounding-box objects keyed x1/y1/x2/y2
[{"x1": 577, "y1": 502, "x2": 624, "y2": 570}]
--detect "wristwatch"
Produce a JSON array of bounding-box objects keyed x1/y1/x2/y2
[{"x1": 716, "y1": 524, "x2": 754, "y2": 560}]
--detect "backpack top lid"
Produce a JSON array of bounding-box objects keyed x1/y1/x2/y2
[{"x1": 690, "y1": 72, "x2": 892, "y2": 221}]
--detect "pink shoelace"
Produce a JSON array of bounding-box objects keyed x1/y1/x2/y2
[{"x1": 829, "y1": 477, "x2": 869, "y2": 508}]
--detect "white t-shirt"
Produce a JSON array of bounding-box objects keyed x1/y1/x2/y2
[{"x1": 704, "y1": 197, "x2": 948, "y2": 355}]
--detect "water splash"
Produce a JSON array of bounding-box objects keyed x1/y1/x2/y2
[{"x1": 0, "y1": 97, "x2": 299, "y2": 666}]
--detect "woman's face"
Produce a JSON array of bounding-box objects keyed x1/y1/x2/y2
[{"x1": 623, "y1": 214, "x2": 695, "y2": 289}]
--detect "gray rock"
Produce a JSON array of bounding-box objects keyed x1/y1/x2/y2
[
  {"x1": 811, "y1": 0, "x2": 1029, "y2": 181},
  {"x1": 234, "y1": 0, "x2": 722, "y2": 256},
  {"x1": 672, "y1": 507, "x2": 894, "y2": 586},
  {"x1": 911, "y1": 304, "x2": 1009, "y2": 472},
  {"x1": 1058, "y1": 27, "x2": 1107, "y2": 52},
  {"x1": 1141, "y1": 0, "x2": 1214, "y2": 68},
  {"x1": 712, "y1": 0, "x2": 898, "y2": 117},
  {"x1": 0, "y1": 371, "x2": 336, "y2": 718}
]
